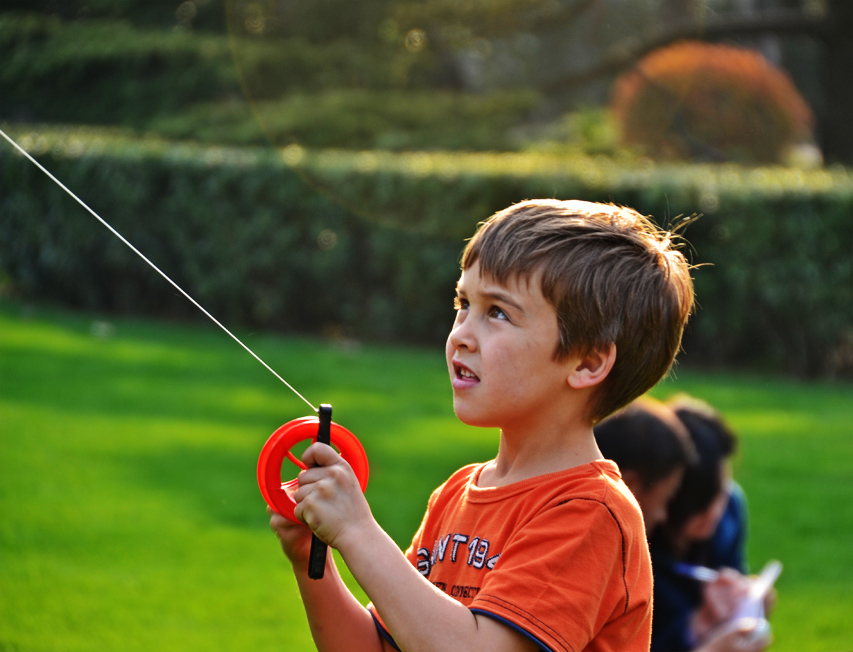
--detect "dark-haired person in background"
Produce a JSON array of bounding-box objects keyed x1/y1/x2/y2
[
  {"x1": 649, "y1": 394, "x2": 769, "y2": 652},
  {"x1": 594, "y1": 396, "x2": 696, "y2": 534},
  {"x1": 596, "y1": 395, "x2": 771, "y2": 652}
]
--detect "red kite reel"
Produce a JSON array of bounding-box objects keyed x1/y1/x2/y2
[{"x1": 257, "y1": 413, "x2": 369, "y2": 524}]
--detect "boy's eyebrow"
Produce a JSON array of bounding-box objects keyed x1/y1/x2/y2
[
  {"x1": 459, "y1": 284, "x2": 526, "y2": 315},
  {"x1": 483, "y1": 290, "x2": 525, "y2": 313}
]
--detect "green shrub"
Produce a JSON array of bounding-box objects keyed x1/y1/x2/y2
[
  {"x1": 0, "y1": 127, "x2": 461, "y2": 345},
  {"x1": 1, "y1": 0, "x2": 228, "y2": 31},
  {"x1": 0, "y1": 12, "x2": 403, "y2": 128},
  {"x1": 610, "y1": 41, "x2": 815, "y2": 164},
  {"x1": 0, "y1": 12, "x2": 241, "y2": 126},
  {"x1": 0, "y1": 12, "x2": 537, "y2": 151},
  {"x1": 148, "y1": 89, "x2": 539, "y2": 150},
  {"x1": 2, "y1": 125, "x2": 851, "y2": 376}
]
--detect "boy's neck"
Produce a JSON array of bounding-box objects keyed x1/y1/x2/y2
[{"x1": 478, "y1": 422, "x2": 603, "y2": 488}]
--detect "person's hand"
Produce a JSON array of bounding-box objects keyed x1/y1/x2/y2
[
  {"x1": 292, "y1": 441, "x2": 374, "y2": 552},
  {"x1": 762, "y1": 586, "x2": 777, "y2": 618},
  {"x1": 268, "y1": 505, "x2": 314, "y2": 568},
  {"x1": 692, "y1": 568, "x2": 752, "y2": 641},
  {"x1": 697, "y1": 617, "x2": 772, "y2": 652}
]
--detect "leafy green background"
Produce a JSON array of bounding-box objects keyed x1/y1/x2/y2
[{"x1": 2, "y1": 2, "x2": 852, "y2": 650}]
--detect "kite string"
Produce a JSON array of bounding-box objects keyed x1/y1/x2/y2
[{"x1": 0, "y1": 128, "x2": 317, "y2": 414}]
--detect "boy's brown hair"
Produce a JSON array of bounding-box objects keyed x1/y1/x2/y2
[{"x1": 461, "y1": 199, "x2": 694, "y2": 423}]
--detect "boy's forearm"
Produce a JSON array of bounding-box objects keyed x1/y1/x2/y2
[
  {"x1": 336, "y1": 523, "x2": 534, "y2": 652},
  {"x1": 290, "y1": 554, "x2": 389, "y2": 652},
  {"x1": 288, "y1": 445, "x2": 531, "y2": 650}
]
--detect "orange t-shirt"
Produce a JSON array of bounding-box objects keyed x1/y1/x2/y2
[{"x1": 370, "y1": 461, "x2": 652, "y2": 652}]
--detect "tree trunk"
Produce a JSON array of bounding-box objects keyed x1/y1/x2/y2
[
  {"x1": 659, "y1": 0, "x2": 703, "y2": 29},
  {"x1": 820, "y1": 0, "x2": 853, "y2": 163}
]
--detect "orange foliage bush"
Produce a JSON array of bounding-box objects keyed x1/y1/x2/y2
[{"x1": 610, "y1": 40, "x2": 814, "y2": 163}]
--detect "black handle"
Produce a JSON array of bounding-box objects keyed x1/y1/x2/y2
[{"x1": 307, "y1": 404, "x2": 332, "y2": 580}]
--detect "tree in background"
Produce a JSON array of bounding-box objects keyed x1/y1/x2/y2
[
  {"x1": 610, "y1": 40, "x2": 814, "y2": 163},
  {"x1": 1, "y1": 0, "x2": 850, "y2": 162}
]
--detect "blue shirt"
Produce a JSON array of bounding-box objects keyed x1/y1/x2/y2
[{"x1": 649, "y1": 482, "x2": 749, "y2": 652}]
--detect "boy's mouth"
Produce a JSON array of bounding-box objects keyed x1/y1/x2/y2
[{"x1": 452, "y1": 361, "x2": 480, "y2": 386}]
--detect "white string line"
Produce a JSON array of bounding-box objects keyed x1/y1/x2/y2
[{"x1": 0, "y1": 128, "x2": 318, "y2": 413}]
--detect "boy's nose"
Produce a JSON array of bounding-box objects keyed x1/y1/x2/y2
[{"x1": 448, "y1": 318, "x2": 477, "y2": 352}]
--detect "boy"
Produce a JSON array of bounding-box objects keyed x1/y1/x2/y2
[{"x1": 269, "y1": 199, "x2": 694, "y2": 652}]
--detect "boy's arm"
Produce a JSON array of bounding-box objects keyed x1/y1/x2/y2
[
  {"x1": 269, "y1": 509, "x2": 394, "y2": 652},
  {"x1": 339, "y1": 520, "x2": 539, "y2": 652},
  {"x1": 296, "y1": 444, "x2": 539, "y2": 652}
]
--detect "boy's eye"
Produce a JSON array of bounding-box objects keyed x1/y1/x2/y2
[
  {"x1": 454, "y1": 296, "x2": 469, "y2": 311},
  {"x1": 489, "y1": 306, "x2": 509, "y2": 320}
]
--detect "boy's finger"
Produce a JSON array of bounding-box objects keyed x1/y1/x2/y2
[{"x1": 301, "y1": 440, "x2": 345, "y2": 468}]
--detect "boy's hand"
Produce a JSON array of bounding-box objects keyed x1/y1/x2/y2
[
  {"x1": 292, "y1": 442, "x2": 374, "y2": 552},
  {"x1": 268, "y1": 506, "x2": 314, "y2": 568}
]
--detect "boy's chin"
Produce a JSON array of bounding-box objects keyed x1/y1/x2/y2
[{"x1": 453, "y1": 403, "x2": 499, "y2": 429}]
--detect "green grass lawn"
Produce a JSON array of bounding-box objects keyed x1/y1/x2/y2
[{"x1": 1, "y1": 302, "x2": 851, "y2": 651}]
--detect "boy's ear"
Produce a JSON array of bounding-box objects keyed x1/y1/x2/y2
[{"x1": 567, "y1": 343, "x2": 616, "y2": 389}]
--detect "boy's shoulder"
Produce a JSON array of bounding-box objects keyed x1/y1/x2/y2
[
  {"x1": 431, "y1": 460, "x2": 642, "y2": 524},
  {"x1": 412, "y1": 460, "x2": 652, "y2": 651}
]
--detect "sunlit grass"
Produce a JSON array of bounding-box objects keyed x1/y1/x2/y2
[{"x1": 1, "y1": 302, "x2": 851, "y2": 651}]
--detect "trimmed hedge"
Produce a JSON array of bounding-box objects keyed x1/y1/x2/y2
[
  {"x1": 2, "y1": 125, "x2": 852, "y2": 376},
  {"x1": 0, "y1": 127, "x2": 461, "y2": 346}
]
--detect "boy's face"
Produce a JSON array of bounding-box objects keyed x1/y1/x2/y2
[{"x1": 446, "y1": 261, "x2": 576, "y2": 432}]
